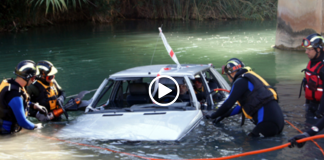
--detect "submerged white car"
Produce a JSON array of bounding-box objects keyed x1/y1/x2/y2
[{"x1": 57, "y1": 64, "x2": 230, "y2": 141}]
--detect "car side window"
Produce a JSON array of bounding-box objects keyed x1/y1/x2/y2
[
  {"x1": 204, "y1": 69, "x2": 227, "y2": 103},
  {"x1": 178, "y1": 81, "x2": 192, "y2": 103},
  {"x1": 204, "y1": 69, "x2": 221, "y2": 91},
  {"x1": 93, "y1": 80, "x2": 114, "y2": 107},
  {"x1": 192, "y1": 73, "x2": 207, "y2": 102},
  {"x1": 193, "y1": 69, "x2": 226, "y2": 109},
  {"x1": 115, "y1": 81, "x2": 124, "y2": 101}
]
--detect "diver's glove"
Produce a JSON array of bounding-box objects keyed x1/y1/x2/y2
[
  {"x1": 36, "y1": 111, "x2": 50, "y2": 122},
  {"x1": 288, "y1": 132, "x2": 310, "y2": 148},
  {"x1": 315, "y1": 110, "x2": 324, "y2": 119},
  {"x1": 205, "y1": 115, "x2": 211, "y2": 120},
  {"x1": 204, "y1": 112, "x2": 214, "y2": 120},
  {"x1": 33, "y1": 103, "x2": 48, "y2": 115},
  {"x1": 213, "y1": 116, "x2": 225, "y2": 125}
]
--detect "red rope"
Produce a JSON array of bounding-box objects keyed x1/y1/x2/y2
[
  {"x1": 30, "y1": 133, "x2": 324, "y2": 160},
  {"x1": 30, "y1": 133, "x2": 160, "y2": 160},
  {"x1": 29, "y1": 96, "x2": 324, "y2": 160},
  {"x1": 213, "y1": 89, "x2": 231, "y2": 93},
  {"x1": 285, "y1": 120, "x2": 324, "y2": 156},
  {"x1": 169, "y1": 135, "x2": 324, "y2": 160}
]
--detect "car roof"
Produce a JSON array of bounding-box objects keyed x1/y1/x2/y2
[{"x1": 109, "y1": 64, "x2": 212, "y2": 80}]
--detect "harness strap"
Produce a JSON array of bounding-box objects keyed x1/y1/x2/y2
[
  {"x1": 241, "y1": 112, "x2": 245, "y2": 126},
  {"x1": 304, "y1": 69, "x2": 318, "y2": 75},
  {"x1": 47, "y1": 96, "x2": 58, "y2": 101},
  {"x1": 299, "y1": 78, "x2": 306, "y2": 98},
  {"x1": 314, "y1": 61, "x2": 324, "y2": 73}
]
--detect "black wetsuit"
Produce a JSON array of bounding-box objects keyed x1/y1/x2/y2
[
  {"x1": 304, "y1": 53, "x2": 324, "y2": 115},
  {"x1": 0, "y1": 79, "x2": 35, "y2": 134},
  {"x1": 306, "y1": 117, "x2": 324, "y2": 136},
  {"x1": 210, "y1": 71, "x2": 284, "y2": 137}
]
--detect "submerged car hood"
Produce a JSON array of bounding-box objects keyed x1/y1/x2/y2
[{"x1": 56, "y1": 110, "x2": 202, "y2": 141}]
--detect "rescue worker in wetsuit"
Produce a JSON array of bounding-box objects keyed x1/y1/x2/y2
[
  {"x1": 299, "y1": 33, "x2": 324, "y2": 118},
  {"x1": 205, "y1": 58, "x2": 284, "y2": 137},
  {"x1": 27, "y1": 60, "x2": 65, "y2": 122},
  {"x1": 0, "y1": 60, "x2": 48, "y2": 134},
  {"x1": 289, "y1": 34, "x2": 324, "y2": 148}
]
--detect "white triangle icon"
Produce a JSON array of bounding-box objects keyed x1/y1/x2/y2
[{"x1": 158, "y1": 83, "x2": 172, "y2": 99}]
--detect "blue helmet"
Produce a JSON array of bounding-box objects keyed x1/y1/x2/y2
[
  {"x1": 302, "y1": 33, "x2": 324, "y2": 49},
  {"x1": 222, "y1": 58, "x2": 245, "y2": 75}
]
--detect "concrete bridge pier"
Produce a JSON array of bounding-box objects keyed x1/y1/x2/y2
[{"x1": 275, "y1": 0, "x2": 324, "y2": 50}]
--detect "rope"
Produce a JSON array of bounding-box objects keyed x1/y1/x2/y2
[
  {"x1": 213, "y1": 88, "x2": 231, "y2": 93},
  {"x1": 212, "y1": 89, "x2": 324, "y2": 157},
  {"x1": 30, "y1": 133, "x2": 160, "y2": 160},
  {"x1": 30, "y1": 133, "x2": 324, "y2": 160},
  {"x1": 285, "y1": 120, "x2": 324, "y2": 156},
  {"x1": 34, "y1": 88, "x2": 324, "y2": 160},
  {"x1": 182, "y1": 135, "x2": 324, "y2": 160}
]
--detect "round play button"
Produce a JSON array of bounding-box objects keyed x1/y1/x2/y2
[
  {"x1": 148, "y1": 75, "x2": 180, "y2": 106},
  {"x1": 158, "y1": 83, "x2": 173, "y2": 99}
]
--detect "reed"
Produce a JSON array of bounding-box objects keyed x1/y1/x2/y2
[
  {"x1": 0, "y1": 0, "x2": 278, "y2": 32},
  {"x1": 117, "y1": 0, "x2": 277, "y2": 20}
]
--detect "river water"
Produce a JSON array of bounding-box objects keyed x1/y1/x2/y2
[{"x1": 0, "y1": 20, "x2": 323, "y2": 160}]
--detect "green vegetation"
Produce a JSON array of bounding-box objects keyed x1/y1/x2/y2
[
  {"x1": 0, "y1": 0, "x2": 278, "y2": 32},
  {"x1": 127, "y1": 0, "x2": 277, "y2": 20}
]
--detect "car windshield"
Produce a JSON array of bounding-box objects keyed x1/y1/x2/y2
[
  {"x1": 89, "y1": 67, "x2": 230, "y2": 113},
  {"x1": 91, "y1": 76, "x2": 197, "y2": 111}
]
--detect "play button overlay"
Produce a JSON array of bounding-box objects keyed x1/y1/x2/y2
[
  {"x1": 158, "y1": 83, "x2": 172, "y2": 98},
  {"x1": 148, "y1": 75, "x2": 179, "y2": 106}
]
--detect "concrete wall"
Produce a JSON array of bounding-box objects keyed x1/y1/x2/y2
[{"x1": 275, "y1": 0, "x2": 324, "y2": 50}]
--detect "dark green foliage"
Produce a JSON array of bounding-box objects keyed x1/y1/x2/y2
[
  {"x1": 0, "y1": 0, "x2": 278, "y2": 32},
  {"x1": 117, "y1": 0, "x2": 278, "y2": 20},
  {"x1": 0, "y1": 0, "x2": 30, "y2": 32}
]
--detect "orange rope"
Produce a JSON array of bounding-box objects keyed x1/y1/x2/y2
[
  {"x1": 31, "y1": 133, "x2": 324, "y2": 160},
  {"x1": 170, "y1": 135, "x2": 324, "y2": 160},
  {"x1": 211, "y1": 88, "x2": 324, "y2": 157},
  {"x1": 285, "y1": 120, "x2": 324, "y2": 156},
  {"x1": 30, "y1": 133, "x2": 160, "y2": 160},
  {"x1": 213, "y1": 89, "x2": 230, "y2": 93}
]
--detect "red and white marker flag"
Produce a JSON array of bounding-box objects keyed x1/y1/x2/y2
[
  {"x1": 159, "y1": 27, "x2": 181, "y2": 69},
  {"x1": 152, "y1": 28, "x2": 181, "y2": 97}
]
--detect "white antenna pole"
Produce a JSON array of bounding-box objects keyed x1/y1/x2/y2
[{"x1": 158, "y1": 27, "x2": 181, "y2": 69}]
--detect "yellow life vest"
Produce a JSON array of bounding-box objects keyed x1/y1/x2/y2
[{"x1": 34, "y1": 80, "x2": 59, "y2": 111}]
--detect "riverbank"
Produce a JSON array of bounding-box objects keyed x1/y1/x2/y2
[{"x1": 0, "y1": 0, "x2": 277, "y2": 32}]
